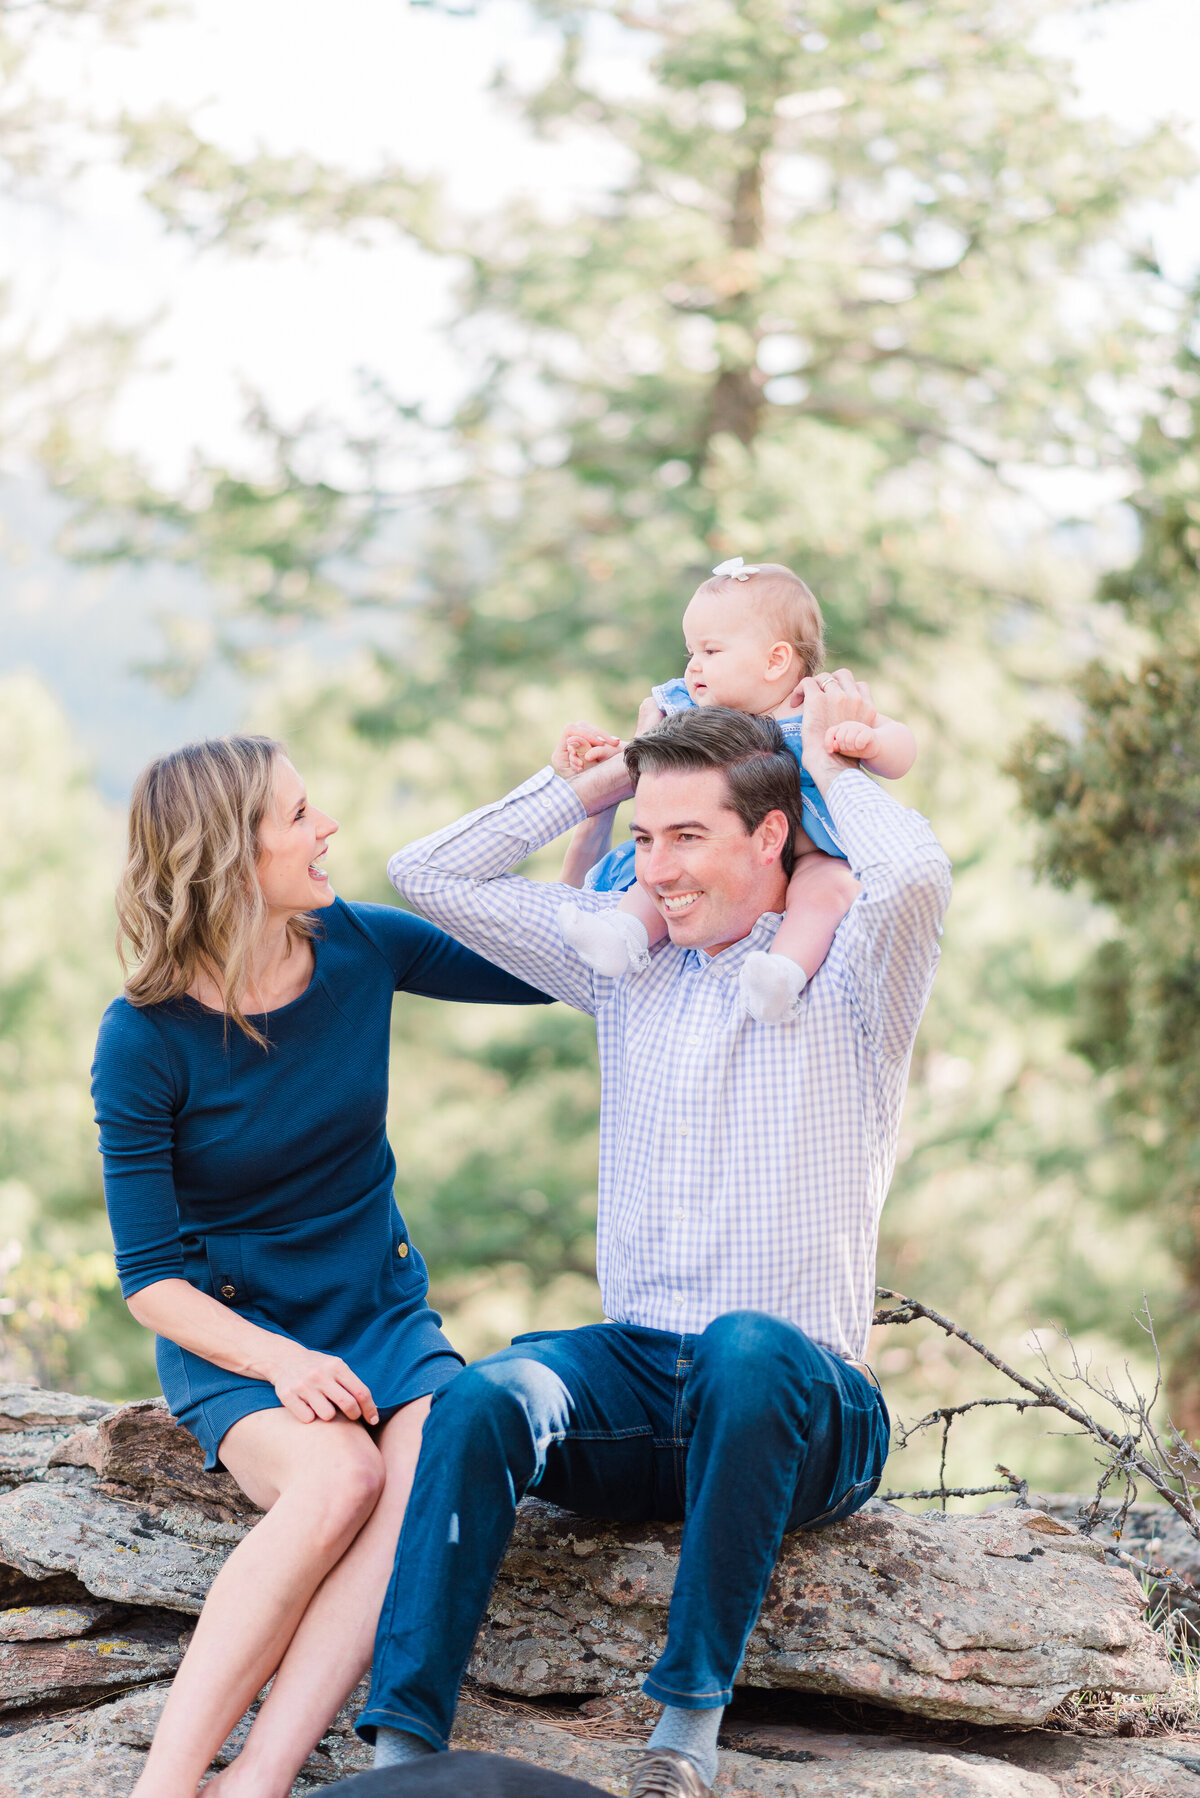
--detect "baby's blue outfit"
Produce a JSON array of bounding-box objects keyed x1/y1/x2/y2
[{"x1": 584, "y1": 678, "x2": 847, "y2": 894}]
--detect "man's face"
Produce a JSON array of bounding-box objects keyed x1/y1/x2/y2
[{"x1": 629, "y1": 766, "x2": 789, "y2": 954}]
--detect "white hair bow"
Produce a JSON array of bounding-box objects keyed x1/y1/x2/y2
[{"x1": 712, "y1": 556, "x2": 762, "y2": 581}]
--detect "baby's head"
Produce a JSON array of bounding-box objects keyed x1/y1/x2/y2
[{"x1": 682, "y1": 562, "x2": 824, "y2": 715}]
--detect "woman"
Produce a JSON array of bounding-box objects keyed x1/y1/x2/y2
[{"x1": 91, "y1": 735, "x2": 548, "y2": 1798}]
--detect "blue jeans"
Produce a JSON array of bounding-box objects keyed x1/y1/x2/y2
[{"x1": 357, "y1": 1312, "x2": 889, "y2": 1749}]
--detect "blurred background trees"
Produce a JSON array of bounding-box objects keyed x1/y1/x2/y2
[
  {"x1": 1014, "y1": 291, "x2": 1200, "y2": 1432},
  {"x1": 1, "y1": 0, "x2": 1198, "y2": 1494}
]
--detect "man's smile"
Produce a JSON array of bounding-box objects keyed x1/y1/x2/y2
[{"x1": 660, "y1": 890, "x2": 703, "y2": 914}]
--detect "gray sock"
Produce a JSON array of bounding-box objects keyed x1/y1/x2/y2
[
  {"x1": 647, "y1": 1704, "x2": 723, "y2": 1787},
  {"x1": 372, "y1": 1726, "x2": 436, "y2": 1770}
]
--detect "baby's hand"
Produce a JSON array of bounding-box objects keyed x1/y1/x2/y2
[
  {"x1": 825, "y1": 720, "x2": 879, "y2": 761},
  {"x1": 552, "y1": 722, "x2": 621, "y2": 777}
]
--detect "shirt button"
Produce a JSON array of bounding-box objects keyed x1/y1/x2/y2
[
  {"x1": 687, "y1": 1034, "x2": 701, "y2": 1046},
  {"x1": 678, "y1": 1125, "x2": 689, "y2": 1137},
  {"x1": 397, "y1": 1242, "x2": 409, "y2": 1259},
  {"x1": 674, "y1": 1295, "x2": 683, "y2": 1308},
  {"x1": 676, "y1": 1209, "x2": 685, "y2": 1220},
  {"x1": 221, "y1": 1284, "x2": 236, "y2": 1299}
]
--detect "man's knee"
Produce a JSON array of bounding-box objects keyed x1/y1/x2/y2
[
  {"x1": 426, "y1": 1354, "x2": 572, "y2": 1462},
  {"x1": 690, "y1": 1312, "x2": 822, "y2": 1420}
]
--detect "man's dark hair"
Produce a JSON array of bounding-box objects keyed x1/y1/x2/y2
[{"x1": 623, "y1": 707, "x2": 806, "y2": 877}]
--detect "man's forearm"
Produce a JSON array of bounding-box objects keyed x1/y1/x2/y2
[
  {"x1": 565, "y1": 749, "x2": 635, "y2": 816},
  {"x1": 803, "y1": 744, "x2": 859, "y2": 802},
  {"x1": 387, "y1": 767, "x2": 612, "y2": 1012},
  {"x1": 825, "y1": 770, "x2": 949, "y2": 899}
]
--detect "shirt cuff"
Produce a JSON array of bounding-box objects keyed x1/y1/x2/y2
[{"x1": 503, "y1": 766, "x2": 589, "y2": 848}]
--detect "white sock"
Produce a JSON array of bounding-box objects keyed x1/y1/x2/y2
[
  {"x1": 558, "y1": 903, "x2": 651, "y2": 977},
  {"x1": 740, "y1": 950, "x2": 807, "y2": 1023},
  {"x1": 372, "y1": 1726, "x2": 436, "y2": 1769},
  {"x1": 647, "y1": 1704, "x2": 723, "y2": 1787}
]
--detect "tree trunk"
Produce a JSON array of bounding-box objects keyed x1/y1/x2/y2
[{"x1": 703, "y1": 159, "x2": 765, "y2": 450}]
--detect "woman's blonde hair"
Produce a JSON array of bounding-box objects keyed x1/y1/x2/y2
[{"x1": 116, "y1": 734, "x2": 315, "y2": 1046}]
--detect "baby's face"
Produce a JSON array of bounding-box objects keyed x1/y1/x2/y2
[{"x1": 682, "y1": 588, "x2": 786, "y2": 711}]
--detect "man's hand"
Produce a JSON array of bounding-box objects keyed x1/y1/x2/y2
[
  {"x1": 554, "y1": 697, "x2": 664, "y2": 816},
  {"x1": 799, "y1": 669, "x2": 878, "y2": 796},
  {"x1": 551, "y1": 722, "x2": 621, "y2": 778},
  {"x1": 634, "y1": 695, "x2": 665, "y2": 735}
]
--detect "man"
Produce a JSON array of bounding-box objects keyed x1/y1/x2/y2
[{"x1": 357, "y1": 677, "x2": 951, "y2": 1798}]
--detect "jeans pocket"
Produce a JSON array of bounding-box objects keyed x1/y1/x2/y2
[{"x1": 798, "y1": 1472, "x2": 881, "y2": 1531}]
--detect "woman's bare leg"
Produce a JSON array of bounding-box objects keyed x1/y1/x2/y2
[
  {"x1": 206, "y1": 1396, "x2": 433, "y2": 1798},
  {"x1": 131, "y1": 1410, "x2": 386, "y2": 1798}
]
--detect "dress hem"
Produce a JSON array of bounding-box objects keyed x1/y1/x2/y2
[{"x1": 179, "y1": 1353, "x2": 465, "y2": 1471}]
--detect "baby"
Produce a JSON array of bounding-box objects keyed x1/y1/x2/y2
[{"x1": 555, "y1": 557, "x2": 916, "y2": 1022}]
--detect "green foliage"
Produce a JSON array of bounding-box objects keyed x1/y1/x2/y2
[
  {"x1": 1011, "y1": 313, "x2": 1200, "y2": 1418},
  {"x1": 56, "y1": 0, "x2": 1189, "y2": 713},
  {"x1": 0, "y1": 672, "x2": 153, "y2": 1397}
]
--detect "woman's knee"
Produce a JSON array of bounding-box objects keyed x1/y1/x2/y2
[{"x1": 282, "y1": 1426, "x2": 387, "y2": 1546}]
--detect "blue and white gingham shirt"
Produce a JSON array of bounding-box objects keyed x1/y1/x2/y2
[{"x1": 388, "y1": 767, "x2": 951, "y2": 1359}]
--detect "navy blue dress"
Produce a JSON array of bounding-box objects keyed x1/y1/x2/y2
[{"x1": 91, "y1": 900, "x2": 549, "y2": 1467}]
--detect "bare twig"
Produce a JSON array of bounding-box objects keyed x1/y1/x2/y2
[
  {"x1": 874, "y1": 1289, "x2": 1200, "y2": 1538},
  {"x1": 880, "y1": 1464, "x2": 1029, "y2": 1508},
  {"x1": 879, "y1": 1483, "x2": 1013, "y2": 1503}
]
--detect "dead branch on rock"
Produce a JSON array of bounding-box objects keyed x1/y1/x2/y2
[{"x1": 873, "y1": 1289, "x2": 1200, "y2": 1546}]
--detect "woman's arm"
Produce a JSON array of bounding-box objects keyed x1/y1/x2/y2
[
  {"x1": 93, "y1": 1002, "x2": 377, "y2": 1425},
  {"x1": 128, "y1": 1280, "x2": 378, "y2": 1425},
  {"x1": 348, "y1": 902, "x2": 555, "y2": 1005}
]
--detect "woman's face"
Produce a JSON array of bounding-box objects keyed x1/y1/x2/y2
[{"x1": 256, "y1": 756, "x2": 339, "y2": 916}]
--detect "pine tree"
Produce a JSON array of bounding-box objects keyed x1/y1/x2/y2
[
  {"x1": 1012, "y1": 292, "x2": 1200, "y2": 1427},
  {"x1": 68, "y1": 0, "x2": 1184, "y2": 716}
]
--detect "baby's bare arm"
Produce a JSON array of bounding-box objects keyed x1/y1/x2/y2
[
  {"x1": 824, "y1": 714, "x2": 916, "y2": 780},
  {"x1": 560, "y1": 807, "x2": 619, "y2": 887},
  {"x1": 771, "y1": 852, "x2": 860, "y2": 980},
  {"x1": 617, "y1": 878, "x2": 667, "y2": 946}
]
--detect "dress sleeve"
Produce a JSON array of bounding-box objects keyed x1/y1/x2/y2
[
  {"x1": 91, "y1": 1001, "x2": 186, "y2": 1299},
  {"x1": 346, "y1": 903, "x2": 553, "y2": 1005}
]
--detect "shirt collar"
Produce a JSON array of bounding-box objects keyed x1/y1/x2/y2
[{"x1": 684, "y1": 910, "x2": 782, "y2": 974}]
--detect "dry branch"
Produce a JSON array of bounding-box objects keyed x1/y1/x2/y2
[{"x1": 873, "y1": 1289, "x2": 1200, "y2": 1547}]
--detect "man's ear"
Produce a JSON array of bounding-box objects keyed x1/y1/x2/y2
[{"x1": 757, "y1": 808, "x2": 791, "y2": 865}]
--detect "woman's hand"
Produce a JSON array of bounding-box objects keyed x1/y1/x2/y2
[
  {"x1": 551, "y1": 722, "x2": 621, "y2": 777},
  {"x1": 261, "y1": 1342, "x2": 380, "y2": 1426}
]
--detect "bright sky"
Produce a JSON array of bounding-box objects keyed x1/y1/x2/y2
[{"x1": 4, "y1": 0, "x2": 1199, "y2": 487}]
